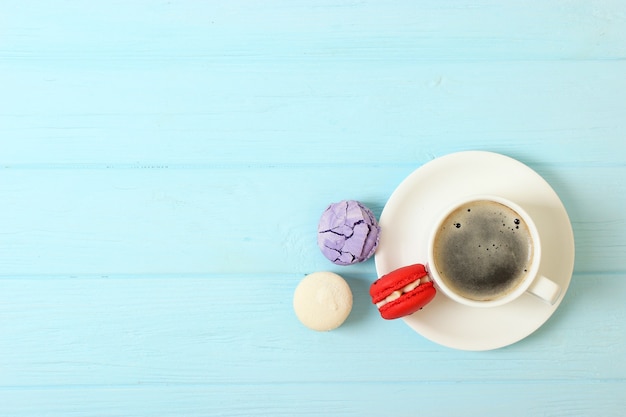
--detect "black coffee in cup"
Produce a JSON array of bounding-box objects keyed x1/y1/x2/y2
[{"x1": 432, "y1": 200, "x2": 534, "y2": 301}]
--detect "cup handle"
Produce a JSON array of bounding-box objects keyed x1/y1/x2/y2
[{"x1": 527, "y1": 275, "x2": 561, "y2": 305}]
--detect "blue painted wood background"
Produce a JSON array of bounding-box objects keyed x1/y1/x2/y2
[{"x1": 1, "y1": 1, "x2": 625, "y2": 415}]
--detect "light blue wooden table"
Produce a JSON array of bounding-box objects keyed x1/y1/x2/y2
[{"x1": 1, "y1": 1, "x2": 625, "y2": 415}]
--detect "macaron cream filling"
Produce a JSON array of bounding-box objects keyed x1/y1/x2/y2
[{"x1": 375, "y1": 275, "x2": 432, "y2": 308}]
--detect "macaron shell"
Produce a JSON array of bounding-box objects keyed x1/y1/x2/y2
[
  {"x1": 369, "y1": 264, "x2": 429, "y2": 304},
  {"x1": 293, "y1": 272, "x2": 353, "y2": 331},
  {"x1": 378, "y1": 282, "x2": 436, "y2": 320}
]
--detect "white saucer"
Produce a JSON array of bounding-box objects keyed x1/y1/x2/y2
[{"x1": 374, "y1": 151, "x2": 575, "y2": 351}]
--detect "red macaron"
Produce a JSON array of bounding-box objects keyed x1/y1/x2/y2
[{"x1": 370, "y1": 264, "x2": 436, "y2": 320}]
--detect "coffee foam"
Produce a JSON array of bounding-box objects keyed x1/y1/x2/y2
[{"x1": 433, "y1": 200, "x2": 533, "y2": 301}]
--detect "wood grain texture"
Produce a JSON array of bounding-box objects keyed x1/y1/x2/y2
[
  {"x1": 2, "y1": 61, "x2": 625, "y2": 166},
  {"x1": 0, "y1": 165, "x2": 623, "y2": 275},
  {"x1": 1, "y1": 0, "x2": 625, "y2": 415},
  {"x1": 1, "y1": 382, "x2": 625, "y2": 417},
  {"x1": 0, "y1": 273, "x2": 624, "y2": 385}
]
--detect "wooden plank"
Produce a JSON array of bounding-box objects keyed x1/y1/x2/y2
[
  {"x1": 0, "y1": 165, "x2": 622, "y2": 275},
  {"x1": 0, "y1": 382, "x2": 624, "y2": 416},
  {"x1": 0, "y1": 272, "x2": 623, "y2": 388},
  {"x1": 2, "y1": 1, "x2": 625, "y2": 61},
  {"x1": 1, "y1": 61, "x2": 625, "y2": 166}
]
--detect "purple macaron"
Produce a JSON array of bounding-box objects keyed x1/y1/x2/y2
[{"x1": 317, "y1": 200, "x2": 381, "y2": 265}]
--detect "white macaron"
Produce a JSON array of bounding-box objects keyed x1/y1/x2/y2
[{"x1": 293, "y1": 272, "x2": 353, "y2": 331}]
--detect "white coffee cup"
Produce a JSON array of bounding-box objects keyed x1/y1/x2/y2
[{"x1": 427, "y1": 195, "x2": 560, "y2": 308}]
